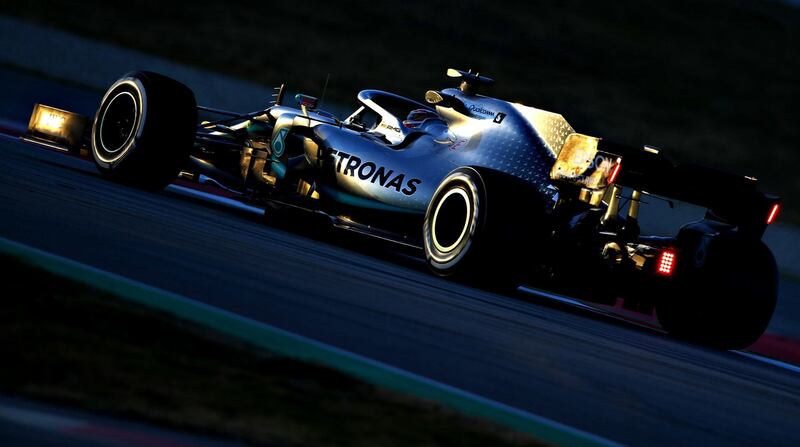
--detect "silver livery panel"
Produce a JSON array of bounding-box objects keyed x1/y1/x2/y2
[{"x1": 299, "y1": 89, "x2": 576, "y2": 212}]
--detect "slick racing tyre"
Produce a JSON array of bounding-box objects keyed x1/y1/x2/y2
[
  {"x1": 91, "y1": 71, "x2": 196, "y2": 190},
  {"x1": 423, "y1": 167, "x2": 548, "y2": 291},
  {"x1": 656, "y1": 234, "x2": 778, "y2": 350}
]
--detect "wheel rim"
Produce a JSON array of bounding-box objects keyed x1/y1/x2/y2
[
  {"x1": 431, "y1": 187, "x2": 472, "y2": 253},
  {"x1": 99, "y1": 91, "x2": 138, "y2": 154}
]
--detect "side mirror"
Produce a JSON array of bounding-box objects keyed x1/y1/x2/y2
[
  {"x1": 425, "y1": 90, "x2": 468, "y2": 115},
  {"x1": 295, "y1": 94, "x2": 318, "y2": 115},
  {"x1": 425, "y1": 90, "x2": 445, "y2": 105}
]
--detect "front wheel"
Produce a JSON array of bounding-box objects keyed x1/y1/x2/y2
[
  {"x1": 423, "y1": 167, "x2": 549, "y2": 291},
  {"x1": 91, "y1": 71, "x2": 197, "y2": 190}
]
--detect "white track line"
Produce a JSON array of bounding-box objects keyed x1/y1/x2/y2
[
  {"x1": 520, "y1": 287, "x2": 800, "y2": 374},
  {"x1": 732, "y1": 351, "x2": 800, "y2": 374}
]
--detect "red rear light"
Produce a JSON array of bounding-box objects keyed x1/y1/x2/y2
[
  {"x1": 766, "y1": 203, "x2": 780, "y2": 225},
  {"x1": 656, "y1": 250, "x2": 676, "y2": 276},
  {"x1": 608, "y1": 163, "x2": 621, "y2": 184}
]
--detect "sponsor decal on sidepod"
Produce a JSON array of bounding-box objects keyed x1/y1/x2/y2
[{"x1": 329, "y1": 149, "x2": 422, "y2": 196}]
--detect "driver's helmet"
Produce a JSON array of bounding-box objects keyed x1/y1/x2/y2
[{"x1": 403, "y1": 108, "x2": 442, "y2": 129}]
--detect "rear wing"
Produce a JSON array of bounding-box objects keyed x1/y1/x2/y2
[
  {"x1": 601, "y1": 141, "x2": 780, "y2": 233},
  {"x1": 550, "y1": 134, "x2": 781, "y2": 236}
]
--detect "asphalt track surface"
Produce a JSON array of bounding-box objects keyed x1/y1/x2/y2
[{"x1": 2, "y1": 136, "x2": 799, "y2": 446}]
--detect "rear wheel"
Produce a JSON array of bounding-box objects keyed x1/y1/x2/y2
[
  {"x1": 91, "y1": 71, "x2": 196, "y2": 190},
  {"x1": 423, "y1": 167, "x2": 549, "y2": 291},
  {"x1": 656, "y1": 234, "x2": 778, "y2": 349}
]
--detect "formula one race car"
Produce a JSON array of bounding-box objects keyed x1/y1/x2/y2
[{"x1": 25, "y1": 68, "x2": 781, "y2": 349}]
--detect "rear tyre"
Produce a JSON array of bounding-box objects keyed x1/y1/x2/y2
[
  {"x1": 656, "y1": 235, "x2": 778, "y2": 349},
  {"x1": 423, "y1": 167, "x2": 549, "y2": 291},
  {"x1": 91, "y1": 71, "x2": 196, "y2": 190}
]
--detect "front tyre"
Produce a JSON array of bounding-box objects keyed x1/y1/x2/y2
[
  {"x1": 423, "y1": 167, "x2": 548, "y2": 290},
  {"x1": 91, "y1": 71, "x2": 196, "y2": 190}
]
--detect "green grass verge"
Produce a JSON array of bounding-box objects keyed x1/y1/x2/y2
[
  {"x1": 0, "y1": 255, "x2": 543, "y2": 447},
  {"x1": 4, "y1": 0, "x2": 798, "y2": 222}
]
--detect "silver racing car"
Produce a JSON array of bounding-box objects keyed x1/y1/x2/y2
[{"x1": 25, "y1": 68, "x2": 782, "y2": 349}]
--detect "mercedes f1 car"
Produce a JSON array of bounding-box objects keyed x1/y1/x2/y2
[{"x1": 25, "y1": 68, "x2": 782, "y2": 349}]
